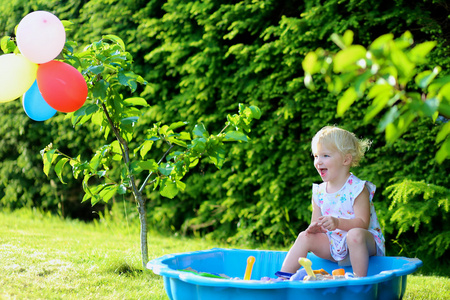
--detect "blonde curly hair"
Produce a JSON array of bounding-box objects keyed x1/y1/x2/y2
[{"x1": 311, "y1": 126, "x2": 371, "y2": 167}]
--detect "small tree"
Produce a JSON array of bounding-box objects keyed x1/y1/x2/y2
[{"x1": 12, "y1": 34, "x2": 260, "y2": 268}]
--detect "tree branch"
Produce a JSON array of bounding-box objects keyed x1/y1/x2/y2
[{"x1": 139, "y1": 143, "x2": 174, "y2": 193}]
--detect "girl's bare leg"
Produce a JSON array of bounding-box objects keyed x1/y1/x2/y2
[
  {"x1": 281, "y1": 231, "x2": 332, "y2": 273},
  {"x1": 347, "y1": 228, "x2": 377, "y2": 277}
]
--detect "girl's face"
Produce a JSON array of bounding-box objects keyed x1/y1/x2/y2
[{"x1": 313, "y1": 142, "x2": 351, "y2": 187}]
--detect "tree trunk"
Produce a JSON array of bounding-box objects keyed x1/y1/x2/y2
[
  {"x1": 101, "y1": 103, "x2": 149, "y2": 268},
  {"x1": 136, "y1": 192, "x2": 149, "y2": 268}
]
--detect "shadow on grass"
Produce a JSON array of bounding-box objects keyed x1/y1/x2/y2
[
  {"x1": 108, "y1": 262, "x2": 143, "y2": 277},
  {"x1": 107, "y1": 261, "x2": 162, "y2": 280}
]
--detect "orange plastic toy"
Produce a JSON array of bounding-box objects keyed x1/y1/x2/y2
[{"x1": 332, "y1": 268, "x2": 345, "y2": 276}]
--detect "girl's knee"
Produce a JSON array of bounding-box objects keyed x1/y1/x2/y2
[
  {"x1": 295, "y1": 231, "x2": 308, "y2": 242},
  {"x1": 293, "y1": 231, "x2": 315, "y2": 248},
  {"x1": 347, "y1": 228, "x2": 369, "y2": 246}
]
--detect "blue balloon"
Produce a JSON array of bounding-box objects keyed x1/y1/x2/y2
[{"x1": 22, "y1": 80, "x2": 56, "y2": 121}]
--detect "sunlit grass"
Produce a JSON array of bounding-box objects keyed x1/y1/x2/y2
[
  {"x1": 0, "y1": 208, "x2": 218, "y2": 299},
  {"x1": 0, "y1": 208, "x2": 448, "y2": 299},
  {"x1": 404, "y1": 275, "x2": 450, "y2": 300}
]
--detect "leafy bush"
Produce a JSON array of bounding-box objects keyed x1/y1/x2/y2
[{"x1": 0, "y1": 0, "x2": 449, "y2": 272}]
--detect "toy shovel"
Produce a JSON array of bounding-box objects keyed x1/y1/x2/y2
[{"x1": 298, "y1": 257, "x2": 315, "y2": 278}]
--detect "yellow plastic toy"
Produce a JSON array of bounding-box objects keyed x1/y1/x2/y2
[
  {"x1": 298, "y1": 257, "x2": 315, "y2": 278},
  {"x1": 244, "y1": 256, "x2": 255, "y2": 280}
]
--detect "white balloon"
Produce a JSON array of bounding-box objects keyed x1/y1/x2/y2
[{"x1": 16, "y1": 11, "x2": 66, "y2": 64}]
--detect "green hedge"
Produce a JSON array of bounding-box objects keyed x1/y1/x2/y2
[{"x1": 1, "y1": 0, "x2": 449, "y2": 273}]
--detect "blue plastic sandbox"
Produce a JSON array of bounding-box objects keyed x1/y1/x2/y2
[{"x1": 147, "y1": 248, "x2": 422, "y2": 300}]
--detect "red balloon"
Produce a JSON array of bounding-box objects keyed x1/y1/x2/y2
[{"x1": 37, "y1": 60, "x2": 87, "y2": 113}]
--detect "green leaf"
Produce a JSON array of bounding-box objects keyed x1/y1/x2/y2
[
  {"x1": 82, "y1": 193, "x2": 92, "y2": 204},
  {"x1": 87, "y1": 65, "x2": 105, "y2": 75},
  {"x1": 364, "y1": 85, "x2": 394, "y2": 123},
  {"x1": 367, "y1": 83, "x2": 393, "y2": 100},
  {"x1": 208, "y1": 143, "x2": 226, "y2": 169},
  {"x1": 118, "y1": 72, "x2": 138, "y2": 91},
  {"x1": 304, "y1": 73, "x2": 315, "y2": 91},
  {"x1": 342, "y1": 30, "x2": 354, "y2": 47},
  {"x1": 42, "y1": 149, "x2": 57, "y2": 176},
  {"x1": 408, "y1": 41, "x2": 437, "y2": 63},
  {"x1": 55, "y1": 158, "x2": 69, "y2": 184},
  {"x1": 121, "y1": 116, "x2": 139, "y2": 125},
  {"x1": 193, "y1": 124, "x2": 208, "y2": 137},
  {"x1": 117, "y1": 184, "x2": 127, "y2": 195},
  {"x1": 436, "y1": 122, "x2": 450, "y2": 144},
  {"x1": 428, "y1": 76, "x2": 450, "y2": 96},
  {"x1": 354, "y1": 70, "x2": 373, "y2": 97},
  {"x1": 438, "y1": 101, "x2": 450, "y2": 120},
  {"x1": 1, "y1": 36, "x2": 9, "y2": 53},
  {"x1": 70, "y1": 159, "x2": 86, "y2": 179},
  {"x1": 391, "y1": 49, "x2": 415, "y2": 84},
  {"x1": 330, "y1": 33, "x2": 347, "y2": 50},
  {"x1": 395, "y1": 31, "x2": 414, "y2": 50},
  {"x1": 148, "y1": 136, "x2": 160, "y2": 142},
  {"x1": 436, "y1": 137, "x2": 450, "y2": 164},
  {"x1": 102, "y1": 34, "x2": 125, "y2": 50},
  {"x1": 159, "y1": 125, "x2": 170, "y2": 136},
  {"x1": 123, "y1": 97, "x2": 149, "y2": 106},
  {"x1": 99, "y1": 185, "x2": 118, "y2": 203},
  {"x1": 189, "y1": 157, "x2": 199, "y2": 168},
  {"x1": 369, "y1": 33, "x2": 394, "y2": 57},
  {"x1": 178, "y1": 132, "x2": 191, "y2": 140},
  {"x1": 227, "y1": 114, "x2": 240, "y2": 127},
  {"x1": 90, "y1": 194, "x2": 102, "y2": 206},
  {"x1": 331, "y1": 31, "x2": 356, "y2": 51},
  {"x1": 377, "y1": 106, "x2": 400, "y2": 133},
  {"x1": 421, "y1": 97, "x2": 440, "y2": 117},
  {"x1": 333, "y1": 45, "x2": 367, "y2": 73},
  {"x1": 302, "y1": 52, "x2": 320, "y2": 74},
  {"x1": 72, "y1": 104, "x2": 99, "y2": 126},
  {"x1": 415, "y1": 67, "x2": 440, "y2": 89},
  {"x1": 337, "y1": 87, "x2": 358, "y2": 117},
  {"x1": 169, "y1": 121, "x2": 188, "y2": 130},
  {"x1": 61, "y1": 20, "x2": 73, "y2": 30},
  {"x1": 176, "y1": 180, "x2": 186, "y2": 191},
  {"x1": 160, "y1": 180, "x2": 179, "y2": 199},
  {"x1": 73, "y1": 104, "x2": 99, "y2": 123},
  {"x1": 139, "y1": 160, "x2": 159, "y2": 172},
  {"x1": 192, "y1": 137, "x2": 207, "y2": 153},
  {"x1": 224, "y1": 131, "x2": 248, "y2": 142},
  {"x1": 82, "y1": 175, "x2": 97, "y2": 204},
  {"x1": 168, "y1": 151, "x2": 184, "y2": 163},
  {"x1": 169, "y1": 137, "x2": 187, "y2": 147},
  {"x1": 1, "y1": 36, "x2": 16, "y2": 53},
  {"x1": 385, "y1": 111, "x2": 416, "y2": 143},
  {"x1": 97, "y1": 170, "x2": 106, "y2": 177},
  {"x1": 249, "y1": 106, "x2": 262, "y2": 119},
  {"x1": 138, "y1": 140, "x2": 153, "y2": 159},
  {"x1": 93, "y1": 79, "x2": 109, "y2": 99},
  {"x1": 158, "y1": 163, "x2": 174, "y2": 176},
  {"x1": 110, "y1": 140, "x2": 122, "y2": 155},
  {"x1": 438, "y1": 82, "x2": 450, "y2": 102},
  {"x1": 130, "y1": 161, "x2": 143, "y2": 174}
]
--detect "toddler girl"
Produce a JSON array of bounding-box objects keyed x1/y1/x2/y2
[{"x1": 281, "y1": 126, "x2": 385, "y2": 277}]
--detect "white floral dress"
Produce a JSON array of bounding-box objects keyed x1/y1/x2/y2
[{"x1": 312, "y1": 173, "x2": 385, "y2": 261}]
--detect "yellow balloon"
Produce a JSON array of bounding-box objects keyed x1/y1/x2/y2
[{"x1": 0, "y1": 54, "x2": 38, "y2": 103}]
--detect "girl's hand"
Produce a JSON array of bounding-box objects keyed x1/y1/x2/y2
[
  {"x1": 305, "y1": 222, "x2": 327, "y2": 235},
  {"x1": 318, "y1": 216, "x2": 339, "y2": 231}
]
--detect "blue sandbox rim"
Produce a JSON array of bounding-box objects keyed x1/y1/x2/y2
[{"x1": 147, "y1": 248, "x2": 423, "y2": 289}]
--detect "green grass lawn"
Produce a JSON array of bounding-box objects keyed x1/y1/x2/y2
[{"x1": 0, "y1": 209, "x2": 448, "y2": 299}]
